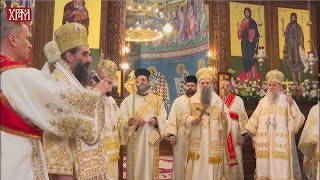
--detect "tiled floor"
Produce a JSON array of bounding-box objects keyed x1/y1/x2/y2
[{"x1": 123, "y1": 156, "x2": 173, "y2": 180}]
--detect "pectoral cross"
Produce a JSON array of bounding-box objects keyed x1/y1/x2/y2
[
  {"x1": 266, "y1": 118, "x2": 271, "y2": 130},
  {"x1": 283, "y1": 79, "x2": 293, "y2": 94},
  {"x1": 196, "y1": 104, "x2": 210, "y2": 118}
]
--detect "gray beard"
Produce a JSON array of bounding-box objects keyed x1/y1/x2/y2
[
  {"x1": 200, "y1": 87, "x2": 212, "y2": 105},
  {"x1": 266, "y1": 90, "x2": 280, "y2": 104},
  {"x1": 137, "y1": 84, "x2": 149, "y2": 94}
]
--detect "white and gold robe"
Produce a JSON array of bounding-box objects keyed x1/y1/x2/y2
[
  {"x1": 102, "y1": 96, "x2": 121, "y2": 180},
  {"x1": 42, "y1": 61, "x2": 107, "y2": 179},
  {"x1": 298, "y1": 102, "x2": 319, "y2": 180},
  {"x1": 245, "y1": 94, "x2": 305, "y2": 180},
  {"x1": 118, "y1": 93, "x2": 167, "y2": 180},
  {"x1": 1, "y1": 66, "x2": 104, "y2": 180},
  {"x1": 184, "y1": 91, "x2": 232, "y2": 180},
  {"x1": 223, "y1": 93, "x2": 248, "y2": 180},
  {"x1": 165, "y1": 94, "x2": 190, "y2": 180}
]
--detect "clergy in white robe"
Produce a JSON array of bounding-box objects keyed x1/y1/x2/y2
[
  {"x1": 221, "y1": 78, "x2": 249, "y2": 180},
  {"x1": 184, "y1": 68, "x2": 233, "y2": 180},
  {"x1": 298, "y1": 102, "x2": 319, "y2": 180},
  {"x1": 245, "y1": 69, "x2": 305, "y2": 180},
  {"x1": 118, "y1": 69, "x2": 167, "y2": 180},
  {"x1": 165, "y1": 75, "x2": 197, "y2": 180},
  {"x1": 42, "y1": 23, "x2": 113, "y2": 180},
  {"x1": 98, "y1": 59, "x2": 121, "y2": 180},
  {"x1": 41, "y1": 40, "x2": 61, "y2": 75},
  {"x1": 0, "y1": 18, "x2": 109, "y2": 180}
]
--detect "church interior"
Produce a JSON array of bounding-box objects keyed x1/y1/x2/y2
[{"x1": 1, "y1": 0, "x2": 319, "y2": 179}]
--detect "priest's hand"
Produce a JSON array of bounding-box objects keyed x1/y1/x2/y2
[
  {"x1": 94, "y1": 79, "x2": 111, "y2": 95},
  {"x1": 148, "y1": 117, "x2": 158, "y2": 126},
  {"x1": 252, "y1": 137, "x2": 256, "y2": 149},
  {"x1": 192, "y1": 117, "x2": 203, "y2": 126},
  {"x1": 238, "y1": 136, "x2": 245, "y2": 145},
  {"x1": 128, "y1": 117, "x2": 138, "y2": 126},
  {"x1": 286, "y1": 94, "x2": 294, "y2": 106},
  {"x1": 169, "y1": 136, "x2": 177, "y2": 145},
  {"x1": 137, "y1": 118, "x2": 146, "y2": 127},
  {"x1": 101, "y1": 77, "x2": 113, "y2": 93}
]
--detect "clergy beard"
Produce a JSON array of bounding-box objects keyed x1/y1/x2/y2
[
  {"x1": 266, "y1": 90, "x2": 280, "y2": 104},
  {"x1": 137, "y1": 84, "x2": 149, "y2": 94},
  {"x1": 73, "y1": 61, "x2": 90, "y2": 86},
  {"x1": 200, "y1": 86, "x2": 212, "y2": 105},
  {"x1": 186, "y1": 89, "x2": 196, "y2": 97}
]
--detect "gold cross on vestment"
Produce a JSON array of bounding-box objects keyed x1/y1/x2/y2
[{"x1": 196, "y1": 104, "x2": 210, "y2": 118}]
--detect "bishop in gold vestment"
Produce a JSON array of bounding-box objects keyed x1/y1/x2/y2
[{"x1": 184, "y1": 68, "x2": 233, "y2": 180}]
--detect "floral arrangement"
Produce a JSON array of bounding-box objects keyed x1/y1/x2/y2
[{"x1": 230, "y1": 77, "x2": 318, "y2": 102}]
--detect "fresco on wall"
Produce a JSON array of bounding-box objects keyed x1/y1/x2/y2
[
  {"x1": 134, "y1": 52, "x2": 209, "y2": 108},
  {"x1": 230, "y1": 2, "x2": 266, "y2": 81},
  {"x1": 278, "y1": 7, "x2": 312, "y2": 83},
  {"x1": 141, "y1": 0, "x2": 208, "y2": 53},
  {"x1": 54, "y1": 0, "x2": 101, "y2": 69}
]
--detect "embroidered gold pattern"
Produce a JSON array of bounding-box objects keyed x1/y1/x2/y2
[
  {"x1": 258, "y1": 106, "x2": 288, "y2": 118},
  {"x1": 56, "y1": 107, "x2": 63, "y2": 113},
  {"x1": 153, "y1": 141, "x2": 160, "y2": 180},
  {"x1": 50, "y1": 117, "x2": 95, "y2": 143},
  {"x1": 59, "y1": 90, "x2": 99, "y2": 118},
  {"x1": 256, "y1": 151, "x2": 289, "y2": 159},
  {"x1": 256, "y1": 176, "x2": 288, "y2": 180},
  {"x1": 51, "y1": 69, "x2": 70, "y2": 85},
  {"x1": 30, "y1": 139, "x2": 47, "y2": 180}
]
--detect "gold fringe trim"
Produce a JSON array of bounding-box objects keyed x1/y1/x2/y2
[
  {"x1": 104, "y1": 141, "x2": 120, "y2": 151},
  {"x1": 187, "y1": 151, "x2": 200, "y2": 160},
  {"x1": 256, "y1": 151, "x2": 289, "y2": 160},
  {"x1": 208, "y1": 155, "x2": 222, "y2": 164}
]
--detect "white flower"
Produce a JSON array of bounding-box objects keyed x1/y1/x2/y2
[
  {"x1": 302, "y1": 92, "x2": 306, "y2": 97},
  {"x1": 253, "y1": 81, "x2": 257, "y2": 84},
  {"x1": 307, "y1": 86, "x2": 310, "y2": 90},
  {"x1": 252, "y1": 88, "x2": 256, "y2": 91},
  {"x1": 304, "y1": 79, "x2": 309, "y2": 83},
  {"x1": 312, "y1": 84, "x2": 318, "y2": 89},
  {"x1": 310, "y1": 90, "x2": 317, "y2": 97}
]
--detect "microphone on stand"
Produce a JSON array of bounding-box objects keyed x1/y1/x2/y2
[{"x1": 90, "y1": 70, "x2": 111, "y2": 97}]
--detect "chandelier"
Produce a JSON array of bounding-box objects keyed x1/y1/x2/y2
[{"x1": 125, "y1": 0, "x2": 164, "y2": 42}]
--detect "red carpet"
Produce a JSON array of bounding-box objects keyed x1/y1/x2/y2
[{"x1": 123, "y1": 156, "x2": 173, "y2": 179}]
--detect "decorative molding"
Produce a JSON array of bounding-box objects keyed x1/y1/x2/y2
[
  {"x1": 104, "y1": 0, "x2": 125, "y2": 65},
  {"x1": 135, "y1": 43, "x2": 208, "y2": 60},
  {"x1": 208, "y1": 1, "x2": 230, "y2": 90}
]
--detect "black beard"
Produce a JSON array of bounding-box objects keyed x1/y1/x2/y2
[
  {"x1": 73, "y1": 61, "x2": 89, "y2": 87},
  {"x1": 200, "y1": 87, "x2": 212, "y2": 105},
  {"x1": 185, "y1": 89, "x2": 196, "y2": 97}
]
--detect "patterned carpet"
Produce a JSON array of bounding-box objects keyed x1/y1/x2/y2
[{"x1": 123, "y1": 156, "x2": 173, "y2": 180}]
